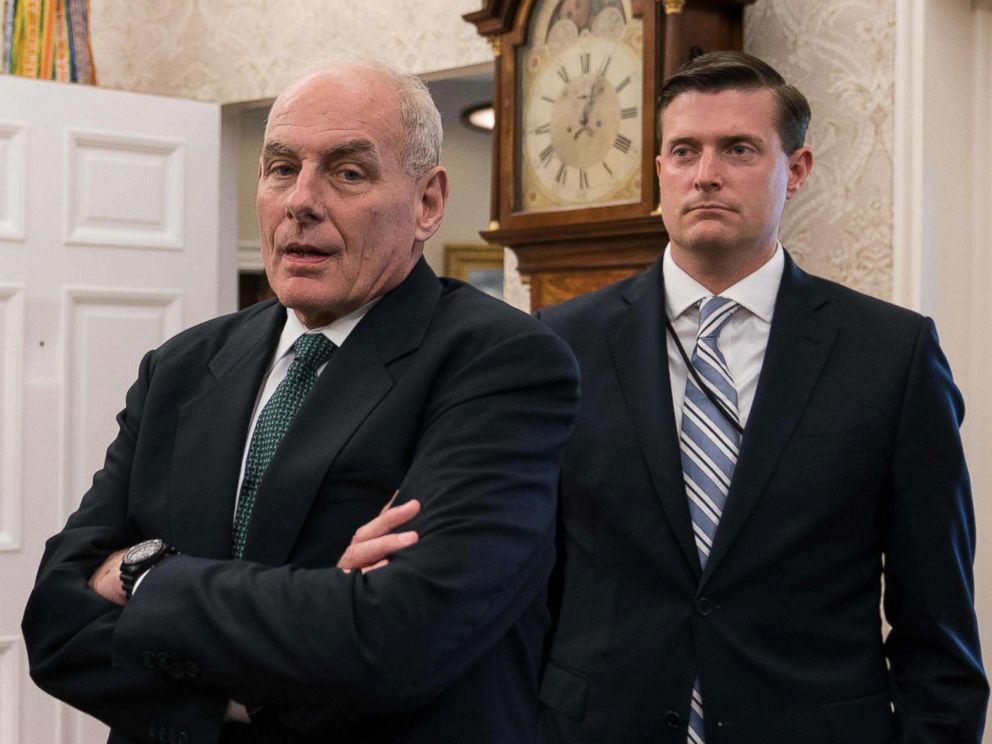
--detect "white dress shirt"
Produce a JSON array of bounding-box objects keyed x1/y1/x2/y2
[{"x1": 664, "y1": 243, "x2": 784, "y2": 432}]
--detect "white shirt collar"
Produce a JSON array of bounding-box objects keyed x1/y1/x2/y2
[
  {"x1": 663, "y1": 242, "x2": 784, "y2": 322},
  {"x1": 273, "y1": 298, "x2": 380, "y2": 363}
]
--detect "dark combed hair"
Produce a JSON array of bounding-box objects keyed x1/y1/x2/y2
[{"x1": 658, "y1": 51, "x2": 811, "y2": 154}]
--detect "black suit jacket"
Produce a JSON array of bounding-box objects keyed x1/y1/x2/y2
[
  {"x1": 536, "y1": 253, "x2": 987, "y2": 744},
  {"x1": 23, "y1": 259, "x2": 580, "y2": 744}
]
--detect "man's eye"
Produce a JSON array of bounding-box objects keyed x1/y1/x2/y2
[
  {"x1": 731, "y1": 144, "x2": 754, "y2": 156},
  {"x1": 672, "y1": 147, "x2": 692, "y2": 158},
  {"x1": 268, "y1": 164, "x2": 295, "y2": 177},
  {"x1": 338, "y1": 168, "x2": 365, "y2": 183}
]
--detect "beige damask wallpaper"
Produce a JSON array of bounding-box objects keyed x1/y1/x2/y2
[
  {"x1": 746, "y1": 0, "x2": 895, "y2": 299},
  {"x1": 84, "y1": 0, "x2": 492, "y2": 102}
]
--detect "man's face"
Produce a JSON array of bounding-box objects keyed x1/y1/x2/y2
[
  {"x1": 257, "y1": 68, "x2": 446, "y2": 327},
  {"x1": 656, "y1": 88, "x2": 810, "y2": 267}
]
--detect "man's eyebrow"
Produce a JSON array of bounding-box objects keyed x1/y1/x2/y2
[
  {"x1": 663, "y1": 134, "x2": 767, "y2": 148},
  {"x1": 324, "y1": 138, "x2": 379, "y2": 161},
  {"x1": 262, "y1": 141, "x2": 297, "y2": 161},
  {"x1": 261, "y1": 138, "x2": 381, "y2": 162},
  {"x1": 664, "y1": 135, "x2": 701, "y2": 148},
  {"x1": 720, "y1": 133, "x2": 766, "y2": 147}
]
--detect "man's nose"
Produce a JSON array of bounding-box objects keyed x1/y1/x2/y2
[
  {"x1": 693, "y1": 150, "x2": 722, "y2": 191},
  {"x1": 285, "y1": 167, "x2": 324, "y2": 224}
]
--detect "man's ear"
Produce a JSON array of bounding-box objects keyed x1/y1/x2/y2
[
  {"x1": 785, "y1": 146, "x2": 813, "y2": 199},
  {"x1": 415, "y1": 166, "x2": 448, "y2": 243}
]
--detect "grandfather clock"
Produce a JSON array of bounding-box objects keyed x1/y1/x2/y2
[{"x1": 464, "y1": 0, "x2": 754, "y2": 311}]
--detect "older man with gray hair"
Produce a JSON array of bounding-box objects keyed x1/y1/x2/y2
[{"x1": 23, "y1": 58, "x2": 579, "y2": 744}]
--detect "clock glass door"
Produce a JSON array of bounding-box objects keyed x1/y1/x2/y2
[{"x1": 516, "y1": 0, "x2": 644, "y2": 213}]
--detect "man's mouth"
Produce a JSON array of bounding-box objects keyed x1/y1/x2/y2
[
  {"x1": 687, "y1": 203, "x2": 733, "y2": 213},
  {"x1": 283, "y1": 244, "x2": 331, "y2": 263}
]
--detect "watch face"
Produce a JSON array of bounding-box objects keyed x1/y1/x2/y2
[
  {"x1": 125, "y1": 538, "x2": 164, "y2": 565},
  {"x1": 517, "y1": 0, "x2": 643, "y2": 212}
]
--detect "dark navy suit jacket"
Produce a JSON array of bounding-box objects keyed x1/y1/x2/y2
[
  {"x1": 24, "y1": 259, "x2": 580, "y2": 744},
  {"x1": 537, "y1": 253, "x2": 987, "y2": 744}
]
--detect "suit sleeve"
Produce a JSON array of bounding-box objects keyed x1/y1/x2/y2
[
  {"x1": 109, "y1": 328, "x2": 580, "y2": 726},
  {"x1": 883, "y1": 318, "x2": 989, "y2": 743},
  {"x1": 21, "y1": 349, "x2": 228, "y2": 744}
]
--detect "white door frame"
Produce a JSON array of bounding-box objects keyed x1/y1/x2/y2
[{"x1": 893, "y1": 0, "x2": 992, "y2": 719}]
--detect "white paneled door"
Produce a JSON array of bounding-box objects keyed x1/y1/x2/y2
[{"x1": 0, "y1": 75, "x2": 223, "y2": 744}]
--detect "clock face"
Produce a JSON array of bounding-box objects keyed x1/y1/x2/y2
[{"x1": 517, "y1": 0, "x2": 643, "y2": 212}]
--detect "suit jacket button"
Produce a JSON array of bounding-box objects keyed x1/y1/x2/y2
[
  {"x1": 695, "y1": 597, "x2": 714, "y2": 616},
  {"x1": 665, "y1": 710, "x2": 682, "y2": 728}
]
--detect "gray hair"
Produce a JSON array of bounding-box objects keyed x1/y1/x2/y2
[{"x1": 277, "y1": 56, "x2": 443, "y2": 178}]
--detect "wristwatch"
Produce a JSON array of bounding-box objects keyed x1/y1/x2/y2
[{"x1": 120, "y1": 538, "x2": 177, "y2": 598}]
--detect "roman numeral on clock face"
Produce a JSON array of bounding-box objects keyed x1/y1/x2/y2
[
  {"x1": 613, "y1": 134, "x2": 632, "y2": 154},
  {"x1": 615, "y1": 76, "x2": 631, "y2": 93},
  {"x1": 580, "y1": 53, "x2": 591, "y2": 74},
  {"x1": 555, "y1": 163, "x2": 568, "y2": 185},
  {"x1": 579, "y1": 169, "x2": 590, "y2": 190},
  {"x1": 534, "y1": 123, "x2": 550, "y2": 135},
  {"x1": 539, "y1": 144, "x2": 554, "y2": 166},
  {"x1": 558, "y1": 66, "x2": 569, "y2": 83},
  {"x1": 620, "y1": 107, "x2": 638, "y2": 120}
]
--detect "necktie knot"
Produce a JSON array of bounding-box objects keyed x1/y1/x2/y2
[
  {"x1": 696, "y1": 296, "x2": 738, "y2": 341},
  {"x1": 291, "y1": 333, "x2": 336, "y2": 373}
]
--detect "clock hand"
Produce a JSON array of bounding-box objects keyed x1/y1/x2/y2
[{"x1": 581, "y1": 67, "x2": 608, "y2": 124}]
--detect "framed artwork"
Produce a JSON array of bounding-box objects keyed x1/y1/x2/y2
[{"x1": 444, "y1": 243, "x2": 505, "y2": 299}]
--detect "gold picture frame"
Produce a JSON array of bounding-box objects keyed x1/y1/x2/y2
[{"x1": 443, "y1": 243, "x2": 505, "y2": 299}]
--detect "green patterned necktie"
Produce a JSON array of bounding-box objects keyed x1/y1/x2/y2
[{"x1": 232, "y1": 333, "x2": 337, "y2": 558}]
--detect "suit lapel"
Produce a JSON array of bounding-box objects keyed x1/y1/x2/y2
[
  {"x1": 606, "y1": 259, "x2": 702, "y2": 576},
  {"x1": 243, "y1": 259, "x2": 442, "y2": 566},
  {"x1": 700, "y1": 254, "x2": 837, "y2": 586},
  {"x1": 169, "y1": 301, "x2": 285, "y2": 559}
]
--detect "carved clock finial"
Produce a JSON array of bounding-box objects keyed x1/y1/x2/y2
[
  {"x1": 487, "y1": 35, "x2": 503, "y2": 57},
  {"x1": 663, "y1": 0, "x2": 686, "y2": 14}
]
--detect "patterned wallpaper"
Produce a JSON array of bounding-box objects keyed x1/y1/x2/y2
[
  {"x1": 745, "y1": 0, "x2": 895, "y2": 299},
  {"x1": 84, "y1": 0, "x2": 493, "y2": 102}
]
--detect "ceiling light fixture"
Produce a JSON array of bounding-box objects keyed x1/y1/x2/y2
[{"x1": 461, "y1": 102, "x2": 495, "y2": 133}]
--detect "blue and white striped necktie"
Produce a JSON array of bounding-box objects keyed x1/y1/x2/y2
[{"x1": 679, "y1": 296, "x2": 740, "y2": 744}]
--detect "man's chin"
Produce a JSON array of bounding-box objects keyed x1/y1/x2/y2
[{"x1": 678, "y1": 228, "x2": 739, "y2": 255}]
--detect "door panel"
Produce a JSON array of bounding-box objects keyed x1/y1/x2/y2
[{"x1": 0, "y1": 75, "x2": 223, "y2": 744}]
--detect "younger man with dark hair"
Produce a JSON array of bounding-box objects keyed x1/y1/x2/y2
[{"x1": 537, "y1": 50, "x2": 987, "y2": 744}]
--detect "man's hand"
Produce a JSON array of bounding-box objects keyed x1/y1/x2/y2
[
  {"x1": 88, "y1": 549, "x2": 128, "y2": 605},
  {"x1": 224, "y1": 700, "x2": 252, "y2": 724},
  {"x1": 338, "y1": 494, "x2": 420, "y2": 574}
]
